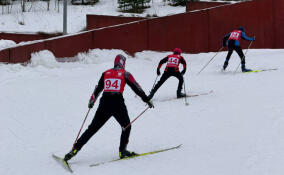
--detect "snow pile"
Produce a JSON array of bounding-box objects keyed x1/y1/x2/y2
[
  {"x1": 77, "y1": 49, "x2": 128, "y2": 64},
  {"x1": 0, "y1": 39, "x2": 16, "y2": 50},
  {"x1": 30, "y1": 50, "x2": 60, "y2": 68}
]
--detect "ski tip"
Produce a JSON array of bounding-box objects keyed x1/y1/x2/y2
[
  {"x1": 176, "y1": 144, "x2": 182, "y2": 148},
  {"x1": 244, "y1": 68, "x2": 278, "y2": 73},
  {"x1": 52, "y1": 154, "x2": 73, "y2": 173}
]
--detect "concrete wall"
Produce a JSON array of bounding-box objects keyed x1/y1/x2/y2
[{"x1": 1, "y1": 0, "x2": 283, "y2": 63}]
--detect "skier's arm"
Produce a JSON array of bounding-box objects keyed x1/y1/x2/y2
[
  {"x1": 157, "y1": 57, "x2": 168, "y2": 75},
  {"x1": 124, "y1": 72, "x2": 152, "y2": 107},
  {"x1": 241, "y1": 32, "x2": 255, "y2": 41},
  {"x1": 222, "y1": 33, "x2": 230, "y2": 47},
  {"x1": 125, "y1": 71, "x2": 149, "y2": 102},
  {"x1": 88, "y1": 73, "x2": 104, "y2": 108},
  {"x1": 180, "y1": 57, "x2": 187, "y2": 75}
]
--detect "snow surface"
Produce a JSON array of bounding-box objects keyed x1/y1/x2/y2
[
  {"x1": 1, "y1": 48, "x2": 284, "y2": 175},
  {"x1": 0, "y1": 39, "x2": 16, "y2": 50},
  {"x1": 0, "y1": 0, "x2": 185, "y2": 34}
]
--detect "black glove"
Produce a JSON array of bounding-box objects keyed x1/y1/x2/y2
[
  {"x1": 157, "y1": 69, "x2": 161, "y2": 76},
  {"x1": 181, "y1": 69, "x2": 186, "y2": 75},
  {"x1": 147, "y1": 100, "x2": 154, "y2": 108},
  {"x1": 88, "y1": 96, "x2": 96, "y2": 108}
]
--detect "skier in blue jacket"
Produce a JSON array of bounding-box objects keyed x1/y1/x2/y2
[{"x1": 222, "y1": 26, "x2": 255, "y2": 72}]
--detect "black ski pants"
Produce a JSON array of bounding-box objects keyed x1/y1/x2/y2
[
  {"x1": 74, "y1": 94, "x2": 131, "y2": 152},
  {"x1": 152, "y1": 68, "x2": 184, "y2": 95},
  {"x1": 225, "y1": 40, "x2": 246, "y2": 65}
]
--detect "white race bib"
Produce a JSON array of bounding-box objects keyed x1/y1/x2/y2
[{"x1": 104, "y1": 78, "x2": 122, "y2": 91}]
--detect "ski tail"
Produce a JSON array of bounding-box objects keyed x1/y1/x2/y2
[
  {"x1": 52, "y1": 154, "x2": 73, "y2": 173},
  {"x1": 90, "y1": 144, "x2": 182, "y2": 167},
  {"x1": 244, "y1": 68, "x2": 277, "y2": 73},
  {"x1": 186, "y1": 90, "x2": 213, "y2": 97}
]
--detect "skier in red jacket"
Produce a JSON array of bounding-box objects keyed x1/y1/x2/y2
[
  {"x1": 64, "y1": 54, "x2": 153, "y2": 162},
  {"x1": 148, "y1": 48, "x2": 187, "y2": 99}
]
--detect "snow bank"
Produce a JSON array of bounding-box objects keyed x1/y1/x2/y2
[
  {"x1": 0, "y1": 39, "x2": 16, "y2": 50},
  {"x1": 76, "y1": 49, "x2": 130, "y2": 64},
  {"x1": 28, "y1": 49, "x2": 131, "y2": 69},
  {"x1": 30, "y1": 50, "x2": 60, "y2": 68}
]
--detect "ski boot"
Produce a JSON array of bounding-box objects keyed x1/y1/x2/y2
[
  {"x1": 241, "y1": 65, "x2": 252, "y2": 72},
  {"x1": 64, "y1": 148, "x2": 79, "y2": 161},
  {"x1": 119, "y1": 149, "x2": 138, "y2": 159},
  {"x1": 177, "y1": 92, "x2": 186, "y2": 98}
]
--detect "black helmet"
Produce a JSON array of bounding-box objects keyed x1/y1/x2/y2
[{"x1": 238, "y1": 26, "x2": 244, "y2": 32}]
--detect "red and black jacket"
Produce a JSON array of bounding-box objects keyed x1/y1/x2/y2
[{"x1": 92, "y1": 67, "x2": 148, "y2": 103}]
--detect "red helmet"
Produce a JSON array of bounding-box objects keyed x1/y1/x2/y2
[
  {"x1": 114, "y1": 54, "x2": 126, "y2": 68},
  {"x1": 173, "y1": 48, "x2": 182, "y2": 55}
]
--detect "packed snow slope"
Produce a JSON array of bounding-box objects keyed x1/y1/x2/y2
[{"x1": 1, "y1": 49, "x2": 284, "y2": 175}]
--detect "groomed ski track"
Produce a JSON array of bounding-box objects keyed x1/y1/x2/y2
[{"x1": 1, "y1": 49, "x2": 284, "y2": 175}]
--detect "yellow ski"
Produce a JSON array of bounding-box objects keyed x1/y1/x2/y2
[
  {"x1": 244, "y1": 68, "x2": 277, "y2": 73},
  {"x1": 52, "y1": 154, "x2": 73, "y2": 173},
  {"x1": 90, "y1": 144, "x2": 182, "y2": 167}
]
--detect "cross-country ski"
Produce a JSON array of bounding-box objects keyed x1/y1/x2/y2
[
  {"x1": 90, "y1": 144, "x2": 182, "y2": 167},
  {"x1": 156, "y1": 90, "x2": 213, "y2": 102},
  {"x1": 243, "y1": 68, "x2": 278, "y2": 73},
  {"x1": 52, "y1": 154, "x2": 73, "y2": 173}
]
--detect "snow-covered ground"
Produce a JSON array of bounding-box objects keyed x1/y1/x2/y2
[
  {"x1": 0, "y1": 0, "x2": 185, "y2": 34},
  {"x1": 1, "y1": 48, "x2": 284, "y2": 175},
  {"x1": 1, "y1": 1, "x2": 283, "y2": 174}
]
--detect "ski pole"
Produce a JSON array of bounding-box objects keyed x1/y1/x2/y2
[
  {"x1": 197, "y1": 47, "x2": 224, "y2": 75},
  {"x1": 183, "y1": 78, "x2": 189, "y2": 106},
  {"x1": 72, "y1": 108, "x2": 91, "y2": 149},
  {"x1": 234, "y1": 40, "x2": 254, "y2": 73},
  {"x1": 122, "y1": 106, "x2": 150, "y2": 131},
  {"x1": 150, "y1": 75, "x2": 159, "y2": 92},
  {"x1": 135, "y1": 75, "x2": 159, "y2": 98}
]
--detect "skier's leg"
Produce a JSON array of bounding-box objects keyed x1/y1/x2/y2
[
  {"x1": 223, "y1": 49, "x2": 233, "y2": 70},
  {"x1": 113, "y1": 102, "x2": 137, "y2": 158},
  {"x1": 223, "y1": 40, "x2": 235, "y2": 70},
  {"x1": 74, "y1": 105, "x2": 111, "y2": 150},
  {"x1": 148, "y1": 72, "x2": 170, "y2": 99},
  {"x1": 64, "y1": 103, "x2": 111, "y2": 161},
  {"x1": 113, "y1": 102, "x2": 130, "y2": 152},
  {"x1": 235, "y1": 46, "x2": 250, "y2": 71},
  {"x1": 173, "y1": 72, "x2": 185, "y2": 98}
]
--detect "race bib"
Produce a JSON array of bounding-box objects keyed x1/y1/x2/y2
[
  {"x1": 229, "y1": 32, "x2": 240, "y2": 40},
  {"x1": 168, "y1": 57, "x2": 179, "y2": 66},
  {"x1": 104, "y1": 78, "x2": 122, "y2": 91}
]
